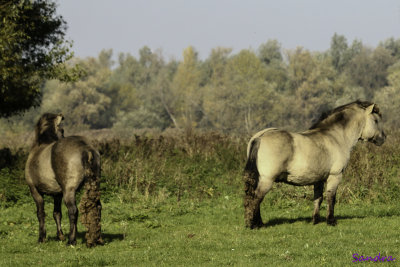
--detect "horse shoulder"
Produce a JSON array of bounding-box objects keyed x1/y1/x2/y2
[{"x1": 288, "y1": 133, "x2": 332, "y2": 176}]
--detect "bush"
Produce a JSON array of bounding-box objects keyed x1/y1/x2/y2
[{"x1": 1, "y1": 130, "x2": 399, "y2": 207}]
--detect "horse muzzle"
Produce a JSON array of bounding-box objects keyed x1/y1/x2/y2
[{"x1": 371, "y1": 132, "x2": 386, "y2": 146}]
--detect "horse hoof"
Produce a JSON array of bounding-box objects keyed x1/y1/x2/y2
[
  {"x1": 327, "y1": 219, "x2": 337, "y2": 226},
  {"x1": 67, "y1": 240, "x2": 77, "y2": 246},
  {"x1": 58, "y1": 234, "x2": 65, "y2": 241},
  {"x1": 86, "y1": 242, "x2": 95, "y2": 248},
  {"x1": 250, "y1": 222, "x2": 264, "y2": 229},
  {"x1": 312, "y1": 216, "x2": 320, "y2": 225},
  {"x1": 38, "y1": 237, "x2": 46, "y2": 243}
]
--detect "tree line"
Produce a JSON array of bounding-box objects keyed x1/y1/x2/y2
[{"x1": 2, "y1": 34, "x2": 400, "y2": 137}]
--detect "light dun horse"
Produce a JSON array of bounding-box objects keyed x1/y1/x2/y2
[
  {"x1": 244, "y1": 101, "x2": 386, "y2": 228},
  {"x1": 25, "y1": 113, "x2": 103, "y2": 247}
]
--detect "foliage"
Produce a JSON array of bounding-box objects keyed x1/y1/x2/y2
[
  {"x1": 0, "y1": 0, "x2": 82, "y2": 118},
  {"x1": 2, "y1": 34, "x2": 400, "y2": 133},
  {"x1": 2, "y1": 131, "x2": 400, "y2": 207}
]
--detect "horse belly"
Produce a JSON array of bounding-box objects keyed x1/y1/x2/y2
[
  {"x1": 285, "y1": 157, "x2": 330, "y2": 185},
  {"x1": 285, "y1": 172, "x2": 329, "y2": 186}
]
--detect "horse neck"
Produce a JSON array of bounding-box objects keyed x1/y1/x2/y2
[
  {"x1": 34, "y1": 131, "x2": 60, "y2": 147},
  {"x1": 326, "y1": 115, "x2": 365, "y2": 151}
]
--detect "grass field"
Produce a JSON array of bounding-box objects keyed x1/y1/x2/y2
[
  {"x1": 0, "y1": 196, "x2": 399, "y2": 266},
  {"x1": 1, "y1": 131, "x2": 400, "y2": 266}
]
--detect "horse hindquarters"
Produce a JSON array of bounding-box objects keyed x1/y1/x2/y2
[
  {"x1": 244, "y1": 138, "x2": 264, "y2": 228},
  {"x1": 245, "y1": 131, "x2": 295, "y2": 229}
]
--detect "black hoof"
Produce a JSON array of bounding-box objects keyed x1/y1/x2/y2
[
  {"x1": 312, "y1": 215, "x2": 320, "y2": 225},
  {"x1": 67, "y1": 240, "x2": 76, "y2": 246},
  {"x1": 327, "y1": 218, "x2": 337, "y2": 226},
  {"x1": 57, "y1": 233, "x2": 65, "y2": 241}
]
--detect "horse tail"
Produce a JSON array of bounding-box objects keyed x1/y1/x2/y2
[
  {"x1": 82, "y1": 149, "x2": 101, "y2": 179},
  {"x1": 244, "y1": 137, "x2": 260, "y2": 226},
  {"x1": 79, "y1": 148, "x2": 103, "y2": 247}
]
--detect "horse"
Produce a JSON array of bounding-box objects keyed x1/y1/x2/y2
[
  {"x1": 25, "y1": 113, "x2": 104, "y2": 247},
  {"x1": 244, "y1": 100, "x2": 386, "y2": 229}
]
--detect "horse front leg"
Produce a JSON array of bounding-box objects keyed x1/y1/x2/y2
[
  {"x1": 326, "y1": 174, "x2": 342, "y2": 226},
  {"x1": 29, "y1": 187, "x2": 46, "y2": 242},
  {"x1": 312, "y1": 181, "x2": 324, "y2": 224},
  {"x1": 53, "y1": 195, "x2": 65, "y2": 241},
  {"x1": 64, "y1": 191, "x2": 78, "y2": 245}
]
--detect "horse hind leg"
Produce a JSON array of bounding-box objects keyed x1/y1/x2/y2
[
  {"x1": 244, "y1": 170, "x2": 261, "y2": 228},
  {"x1": 312, "y1": 181, "x2": 324, "y2": 225},
  {"x1": 244, "y1": 172, "x2": 273, "y2": 229},
  {"x1": 53, "y1": 195, "x2": 65, "y2": 241},
  {"x1": 63, "y1": 190, "x2": 78, "y2": 245},
  {"x1": 29, "y1": 186, "x2": 46, "y2": 242}
]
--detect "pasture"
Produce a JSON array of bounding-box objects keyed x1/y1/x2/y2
[{"x1": 1, "y1": 131, "x2": 400, "y2": 265}]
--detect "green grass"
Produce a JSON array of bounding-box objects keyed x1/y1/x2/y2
[
  {"x1": 1, "y1": 132, "x2": 400, "y2": 266},
  {"x1": 1, "y1": 196, "x2": 399, "y2": 266}
]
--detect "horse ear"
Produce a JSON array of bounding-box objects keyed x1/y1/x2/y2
[
  {"x1": 55, "y1": 114, "x2": 64, "y2": 126},
  {"x1": 365, "y1": 104, "x2": 375, "y2": 114}
]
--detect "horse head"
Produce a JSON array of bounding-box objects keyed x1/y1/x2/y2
[
  {"x1": 360, "y1": 104, "x2": 386, "y2": 146},
  {"x1": 35, "y1": 113, "x2": 64, "y2": 145}
]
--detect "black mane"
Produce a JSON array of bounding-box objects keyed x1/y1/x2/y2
[{"x1": 309, "y1": 100, "x2": 379, "y2": 130}]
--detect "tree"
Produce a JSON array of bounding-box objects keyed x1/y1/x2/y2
[
  {"x1": 169, "y1": 46, "x2": 203, "y2": 130},
  {"x1": 330, "y1": 33, "x2": 348, "y2": 72},
  {"x1": 345, "y1": 46, "x2": 394, "y2": 99},
  {"x1": 0, "y1": 0, "x2": 79, "y2": 118},
  {"x1": 204, "y1": 49, "x2": 277, "y2": 133},
  {"x1": 258, "y1": 40, "x2": 287, "y2": 92},
  {"x1": 40, "y1": 55, "x2": 112, "y2": 130},
  {"x1": 258, "y1": 39, "x2": 283, "y2": 65},
  {"x1": 381, "y1": 37, "x2": 400, "y2": 60},
  {"x1": 374, "y1": 69, "x2": 400, "y2": 129}
]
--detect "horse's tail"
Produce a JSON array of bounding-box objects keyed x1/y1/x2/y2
[
  {"x1": 244, "y1": 137, "x2": 260, "y2": 227},
  {"x1": 79, "y1": 148, "x2": 103, "y2": 247}
]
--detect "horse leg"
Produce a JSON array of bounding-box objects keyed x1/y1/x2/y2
[
  {"x1": 64, "y1": 190, "x2": 78, "y2": 245},
  {"x1": 326, "y1": 174, "x2": 342, "y2": 226},
  {"x1": 244, "y1": 173, "x2": 273, "y2": 229},
  {"x1": 53, "y1": 195, "x2": 65, "y2": 241},
  {"x1": 29, "y1": 187, "x2": 46, "y2": 242},
  {"x1": 312, "y1": 181, "x2": 324, "y2": 224}
]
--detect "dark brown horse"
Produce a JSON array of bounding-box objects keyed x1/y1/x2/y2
[{"x1": 25, "y1": 113, "x2": 103, "y2": 247}]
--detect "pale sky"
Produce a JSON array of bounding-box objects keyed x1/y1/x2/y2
[{"x1": 58, "y1": 0, "x2": 400, "y2": 60}]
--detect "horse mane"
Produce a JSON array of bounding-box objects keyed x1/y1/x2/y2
[
  {"x1": 309, "y1": 100, "x2": 381, "y2": 130},
  {"x1": 34, "y1": 113, "x2": 64, "y2": 146}
]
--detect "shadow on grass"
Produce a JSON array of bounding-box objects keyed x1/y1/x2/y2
[
  {"x1": 259, "y1": 207, "x2": 400, "y2": 228},
  {"x1": 263, "y1": 214, "x2": 370, "y2": 227},
  {"x1": 47, "y1": 232, "x2": 124, "y2": 244}
]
